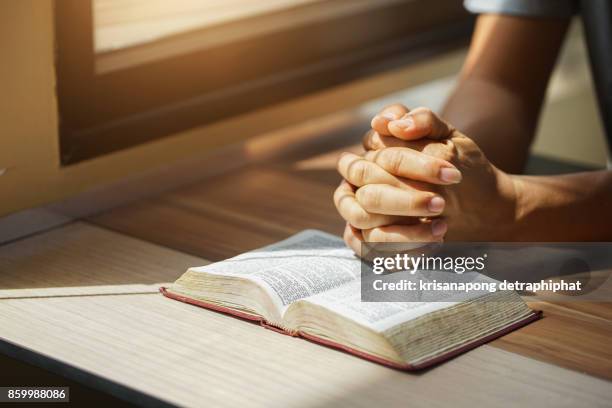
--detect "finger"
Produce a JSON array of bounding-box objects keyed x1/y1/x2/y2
[
  {"x1": 334, "y1": 180, "x2": 403, "y2": 229},
  {"x1": 356, "y1": 184, "x2": 445, "y2": 217},
  {"x1": 362, "y1": 219, "x2": 448, "y2": 243},
  {"x1": 387, "y1": 107, "x2": 454, "y2": 141},
  {"x1": 362, "y1": 129, "x2": 417, "y2": 151},
  {"x1": 337, "y1": 152, "x2": 437, "y2": 192},
  {"x1": 344, "y1": 223, "x2": 383, "y2": 262},
  {"x1": 365, "y1": 147, "x2": 462, "y2": 185},
  {"x1": 363, "y1": 134, "x2": 460, "y2": 169},
  {"x1": 363, "y1": 130, "x2": 454, "y2": 159},
  {"x1": 370, "y1": 104, "x2": 409, "y2": 136},
  {"x1": 343, "y1": 223, "x2": 364, "y2": 257},
  {"x1": 337, "y1": 152, "x2": 401, "y2": 188},
  {"x1": 339, "y1": 151, "x2": 439, "y2": 192}
]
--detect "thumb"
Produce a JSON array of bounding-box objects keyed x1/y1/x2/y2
[{"x1": 387, "y1": 107, "x2": 455, "y2": 141}]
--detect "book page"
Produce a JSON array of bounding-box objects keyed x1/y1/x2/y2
[
  {"x1": 189, "y1": 230, "x2": 361, "y2": 312},
  {"x1": 301, "y1": 280, "x2": 455, "y2": 332}
]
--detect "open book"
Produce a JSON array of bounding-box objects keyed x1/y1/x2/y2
[{"x1": 162, "y1": 230, "x2": 540, "y2": 370}]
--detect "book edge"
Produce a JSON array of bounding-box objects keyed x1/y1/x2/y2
[
  {"x1": 159, "y1": 287, "x2": 542, "y2": 371},
  {"x1": 160, "y1": 286, "x2": 264, "y2": 323}
]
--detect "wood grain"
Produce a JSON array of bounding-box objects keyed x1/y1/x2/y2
[
  {"x1": 1, "y1": 293, "x2": 611, "y2": 408},
  {"x1": 89, "y1": 146, "x2": 612, "y2": 381},
  {"x1": 0, "y1": 284, "x2": 167, "y2": 300},
  {"x1": 91, "y1": 166, "x2": 345, "y2": 261},
  {"x1": 0, "y1": 353, "x2": 134, "y2": 407},
  {"x1": 1, "y1": 210, "x2": 610, "y2": 405},
  {"x1": 491, "y1": 301, "x2": 612, "y2": 380},
  {"x1": 0, "y1": 222, "x2": 205, "y2": 289}
]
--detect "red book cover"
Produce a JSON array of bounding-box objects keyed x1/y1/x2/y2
[{"x1": 160, "y1": 287, "x2": 541, "y2": 370}]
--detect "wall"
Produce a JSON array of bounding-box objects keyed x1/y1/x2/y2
[
  {"x1": 531, "y1": 21, "x2": 609, "y2": 167},
  {"x1": 0, "y1": 0, "x2": 60, "y2": 215},
  {"x1": 2, "y1": 3, "x2": 604, "y2": 220},
  {"x1": 0, "y1": 0, "x2": 466, "y2": 218}
]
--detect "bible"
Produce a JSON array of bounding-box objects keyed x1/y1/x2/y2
[{"x1": 162, "y1": 230, "x2": 540, "y2": 370}]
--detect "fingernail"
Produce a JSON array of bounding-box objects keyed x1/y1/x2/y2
[
  {"x1": 390, "y1": 118, "x2": 414, "y2": 130},
  {"x1": 428, "y1": 196, "x2": 445, "y2": 213},
  {"x1": 381, "y1": 112, "x2": 396, "y2": 121},
  {"x1": 439, "y1": 167, "x2": 462, "y2": 184},
  {"x1": 431, "y1": 219, "x2": 448, "y2": 237}
]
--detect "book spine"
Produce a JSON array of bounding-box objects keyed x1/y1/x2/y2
[{"x1": 260, "y1": 321, "x2": 298, "y2": 337}]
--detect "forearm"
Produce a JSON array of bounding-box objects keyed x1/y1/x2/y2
[
  {"x1": 442, "y1": 78, "x2": 537, "y2": 173},
  {"x1": 441, "y1": 15, "x2": 569, "y2": 174},
  {"x1": 511, "y1": 170, "x2": 612, "y2": 241}
]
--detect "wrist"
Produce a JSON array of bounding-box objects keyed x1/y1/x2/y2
[
  {"x1": 507, "y1": 173, "x2": 531, "y2": 240},
  {"x1": 504, "y1": 171, "x2": 612, "y2": 241},
  {"x1": 493, "y1": 169, "x2": 529, "y2": 241}
]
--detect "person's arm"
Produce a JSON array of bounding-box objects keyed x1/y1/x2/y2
[
  {"x1": 512, "y1": 171, "x2": 612, "y2": 241},
  {"x1": 442, "y1": 14, "x2": 570, "y2": 173},
  {"x1": 338, "y1": 109, "x2": 612, "y2": 247}
]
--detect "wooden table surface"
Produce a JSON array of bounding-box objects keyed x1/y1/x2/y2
[
  {"x1": 1, "y1": 136, "x2": 611, "y2": 407},
  {"x1": 89, "y1": 143, "x2": 612, "y2": 381}
]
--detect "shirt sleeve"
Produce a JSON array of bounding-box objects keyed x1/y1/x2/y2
[{"x1": 464, "y1": 0, "x2": 578, "y2": 18}]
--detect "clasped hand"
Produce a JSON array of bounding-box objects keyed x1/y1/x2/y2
[{"x1": 334, "y1": 104, "x2": 519, "y2": 256}]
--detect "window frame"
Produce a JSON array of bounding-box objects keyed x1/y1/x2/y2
[{"x1": 54, "y1": 0, "x2": 473, "y2": 164}]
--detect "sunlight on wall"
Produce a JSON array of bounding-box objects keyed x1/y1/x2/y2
[{"x1": 93, "y1": 0, "x2": 317, "y2": 52}]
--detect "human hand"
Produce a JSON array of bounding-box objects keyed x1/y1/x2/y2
[{"x1": 335, "y1": 104, "x2": 519, "y2": 255}]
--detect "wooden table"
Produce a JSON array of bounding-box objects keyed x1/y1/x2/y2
[{"x1": 1, "y1": 138, "x2": 611, "y2": 407}]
